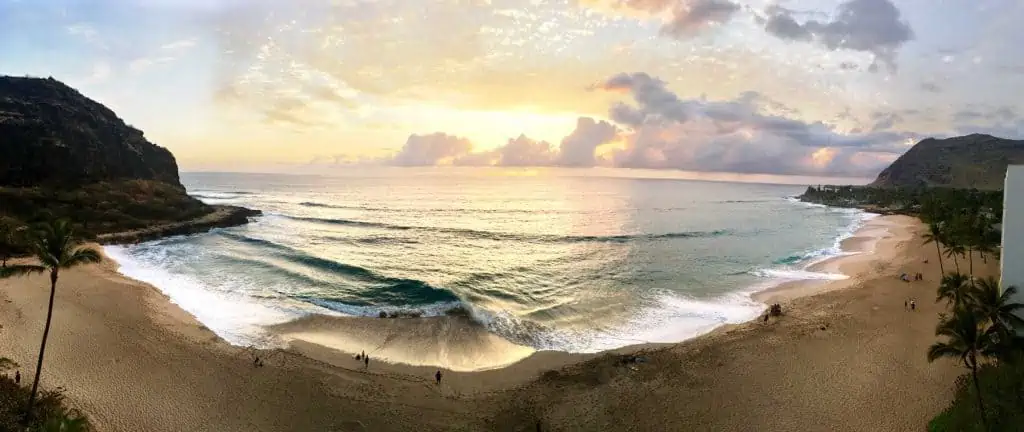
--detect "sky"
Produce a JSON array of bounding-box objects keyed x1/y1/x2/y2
[{"x1": 2, "y1": 0, "x2": 1023, "y2": 180}]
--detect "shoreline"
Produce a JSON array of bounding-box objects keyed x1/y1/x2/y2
[
  {"x1": 0, "y1": 213, "x2": 984, "y2": 431},
  {"x1": 752, "y1": 214, "x2": 905, "y2": 304},
  {"x1": 97, "y1": 207, "x2": 896, "y2": 373}
]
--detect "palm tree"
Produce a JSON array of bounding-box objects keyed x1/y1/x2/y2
[
  {"x1": 0, "y1": 219, "x2": 101, "y2": 424},
  {"x1": 971, "y1": 277, "x2": 1024, "y2": 337},
  {"x1": 928, "y1": 308, "x2": 992, "y2": 430},
  {"x1": 923, "y1": 222, "x2": 946, "y2": 276},
  {"x1": 944, "y1": 242, "x2": 966, "y2": 275},
  {"x1": 936, "y1": 273, "x2": 972, "y2": 309}
]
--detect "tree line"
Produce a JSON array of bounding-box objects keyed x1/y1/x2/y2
[
  {"x1": 919, "y1": 191, "x2": 1024, "y2": 431},
  {"x1": 807, "y1": 185, "x2": 1023, "y2": 431}
]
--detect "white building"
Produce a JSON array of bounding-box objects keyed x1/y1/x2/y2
[{"x1": 1001, "y1": 165, "x2": 1024, "y2": 329}]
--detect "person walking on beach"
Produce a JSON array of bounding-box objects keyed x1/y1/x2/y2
[
  {"x1": 435, "y1": 370, "x2": 442, "y2": 386},
  {"x1": 364, "y1": 355, "x2": 369, "y2": 369},
  {"x1": 910, "y1": 299, "x2": 916, "y2": 311}
]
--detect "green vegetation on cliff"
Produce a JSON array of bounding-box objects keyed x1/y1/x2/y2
[{"x1": 870, "y1": 133, "x2": 1024, "y2": 190}]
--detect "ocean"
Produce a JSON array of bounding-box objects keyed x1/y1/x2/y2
[{"x1": 105, "y1": 168, "x2": 871, "y2": 356}]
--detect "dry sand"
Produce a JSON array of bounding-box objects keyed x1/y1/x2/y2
[{"x1": 0, "y1": 215, "x2": 991, "y2": 431}]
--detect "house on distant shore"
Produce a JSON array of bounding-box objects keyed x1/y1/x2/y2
[{"x1": 1001, "y1": 165, "x2": 1024, "y2": 330}]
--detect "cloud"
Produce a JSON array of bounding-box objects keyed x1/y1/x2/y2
[
  {"x1": 582, "y1": 0, "x2": 740, "y2": 38},
  {"x1": 387, "y1": 73, "x2": 916, "y2": 178},
  {"x1": 952, "y1": 106, "x2": 1024, "y2": 139},
  {"x1": 760, "y1": 0, "x2": 914, "y2": 71},
  {"x1": 594, "y1": 72, "x2": 915, "y2": 176},
  {"x1": 392, "y1": 133, "x2": 474, "y2": 166},
  {"x1": 496, "y1": 135, "x2": 555, "y2": 166},
  {"x1": 66, "y1": 23, "x2": 106, "y2": 50},
  {"x1": 662, "y1": 0, "x2": 741, "y2": 37},
  {"x1": 556, "y1": 117, "x2": 620, "y2": 166},
  {"x1": 869, "y1": 111, "x2": 902, "y2": 132},
  {"x1": 209, "y1": 0, "x2": 486, "y2": 123}
]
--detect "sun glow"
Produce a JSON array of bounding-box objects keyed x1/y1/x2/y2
[
  {"x1": 401, "y1": 104, "x2": 585, "y2": 150},
  {"x1": 809, "y1": 147, "x2": 838, "y2": 167}
]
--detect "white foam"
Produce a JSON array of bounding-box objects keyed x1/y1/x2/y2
[
  {"x1": 478, "y1": 291, "x2": 764, "y2": 354},
  {"x1": 105, "y1": 245, "x2": 305, "y2": 348},
  {"x1": 751, "y1": 268, "x2": 850, "y2": 280}
]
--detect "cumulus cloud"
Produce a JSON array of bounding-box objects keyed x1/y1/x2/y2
[
  {"x1": 596, "y1": 72, "x2": 915, "y2": 176},
  {"x1": 556, "y1": 117, "x2": 620, "y2": 166},
  {"x1": 392, "y1": 133, "x2": 473, "y2": 166},
  {"x1": 760, "y1": 0, "x2": 914, "y2": 71},
  {"x1": 496, "y1": 135, "x2": 556, "y2": 167}
]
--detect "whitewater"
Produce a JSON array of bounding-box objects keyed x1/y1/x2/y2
[{"x1": 104, "y1": 169, "x2": 874, "y2": 360}]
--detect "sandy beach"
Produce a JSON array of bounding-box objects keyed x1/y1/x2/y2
[{"x1": 0, "y1": 214, "x2": 994, "y2": 431}]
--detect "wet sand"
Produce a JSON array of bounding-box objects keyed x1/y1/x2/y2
[{"x1": 0, "y1": 215, "x2": 985, "y2": 431}]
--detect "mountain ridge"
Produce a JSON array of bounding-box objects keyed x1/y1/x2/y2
[{"x1": 869, "y1": 133, "x2": 1024, "y2": 190}]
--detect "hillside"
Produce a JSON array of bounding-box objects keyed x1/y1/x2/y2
[
  {"x1": 0, "y1": 76, "x2": 256, "y2": 241},
  {"x1": 870, "y1": 133, "x2": 1024, "y2": 190},
  {"x1": 0, "y1": 76, "x2": 181, "y2": 187}
]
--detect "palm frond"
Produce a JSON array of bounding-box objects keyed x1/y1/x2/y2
[
  {"x1": 60, "y1": 247, "x2": 101, "y2": 268},
  {"x1": 927, "y1": 342, "x2": 963, "y2": 362}
]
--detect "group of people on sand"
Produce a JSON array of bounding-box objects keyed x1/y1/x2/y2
[
  {"x1": 355, "y1": 351, "x2": 370, "y2": 368},
  {"x1": 351, "y1": 351, "x2": 445, "y2": 386},
  {"x1": 900, "y1": 272, "x2": 924, "y2": 282}
]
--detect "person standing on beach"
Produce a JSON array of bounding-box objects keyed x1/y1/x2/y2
[
  {"x1": 364, "y1": 355, "x2": 369, "y2": 369},
  {"x1": 435, "y1": 370, "x2": 442, "y2": 386},
  {"x1": 910, "y1": 299, "x2": 916, "y2": 311}
]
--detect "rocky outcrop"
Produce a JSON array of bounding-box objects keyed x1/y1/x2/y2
[
  {"x1": 870, "y1": 134, "x2": 1024, "y2": 190},
  {"x1": 0, "y1": 76, "x2": 181, "y2": 187},
  {"x1": 96, "y1": 205, "x2": 262, "y2": 245}
]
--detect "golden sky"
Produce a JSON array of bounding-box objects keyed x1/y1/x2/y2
[{"x1": 3, "y1": 0, "x2": 1023, "y2": 178}]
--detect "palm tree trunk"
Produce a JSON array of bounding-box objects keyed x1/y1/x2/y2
[
  {"x1": 970, "y1": 358, "x2": 989, "y2": 431},
  {"x1": 953, "y1": 254, "x2": 960, "y2": 274},
  {"x1": 935, "y1": 243, "x2": 945, "y2": 275},
  {"x1": 968, "y1": 247, "x2": 974, "y2": 277},
  {"x1": 23, "y1": 270, "x2": 58, "y2": 425}
]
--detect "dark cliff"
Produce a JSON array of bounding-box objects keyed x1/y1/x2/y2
[
  {"x1": 0, "y1": 76, "x2": 258, "y2": 242},
  {"x1": 0, "y1": 76, "x2": 181, "y2": 187},
  {"x1": 870, "y1": 134, "x2": 1024, "y2": 190}
]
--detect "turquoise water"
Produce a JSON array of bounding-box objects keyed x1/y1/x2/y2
[{"x1": 105, "y1": 168, "x2": 869, "y2": 352}]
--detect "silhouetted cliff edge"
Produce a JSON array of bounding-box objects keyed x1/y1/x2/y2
[{"x1": 0, "y1": 76, "x2": 258, "y2": 242}]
